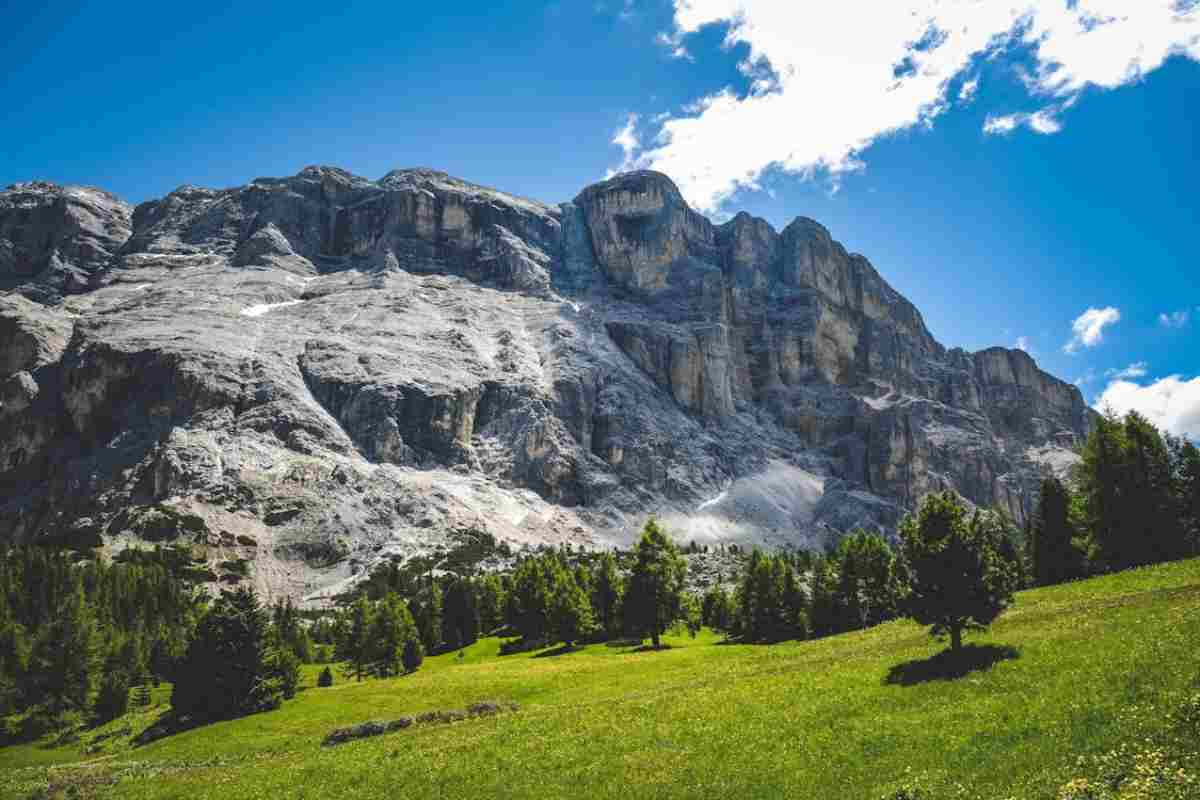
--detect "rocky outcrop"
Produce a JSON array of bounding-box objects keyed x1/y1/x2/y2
[
  {"x1": 0, "y1": 168, "x2": 1091, "y2": 602},
  {"x1": 0, "y1": 182, "x2": 132, "y2": 299}
]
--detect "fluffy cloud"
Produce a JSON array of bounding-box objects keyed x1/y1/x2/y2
[
  {"x1": 618, "y1": 1, "x2": 1200, "y2": 211},
  {"x1": 611, "y1": 113, "x2": 641, "y2": 170},
  {"x1": 1096, "y1": 374, "x2": 1200, "y2": 439},
  {"x1": 984, "y1": 108, "x2": 1064, "y2": 136},
  {"x1": 1014, "y1": 335, "x2": 1035, "y2": 356},
  {"x1": 1064, "y1": 306, "x2": 1121, "y2": 354},
  {"x1": 1159, "y1": 309, "x2": 1191, "y2": 328},
  {"x1": 1105, "y1": 361, "x2": 1149, "y2": 380}
]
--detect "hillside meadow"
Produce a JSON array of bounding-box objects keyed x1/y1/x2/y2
[{"x1": 3, "y1": 558, "x2": 1199, "y2": 799}]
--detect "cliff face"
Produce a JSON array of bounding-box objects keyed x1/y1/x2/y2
[{"x1": 0, "y1": 168, "x2": 1090, "y2": 600}]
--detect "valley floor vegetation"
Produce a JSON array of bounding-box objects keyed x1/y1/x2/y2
[{"x1": 0, "y1": 409, "x2": 1197, "y2": 798}]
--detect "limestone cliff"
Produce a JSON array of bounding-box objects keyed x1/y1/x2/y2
[{"x1": 0, "y1": 169, "x2": 1090, "y2": 601}]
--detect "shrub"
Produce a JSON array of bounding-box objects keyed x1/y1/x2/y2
[{"x1": 317, "y1": 666, "x2": 334, "y2": 688}]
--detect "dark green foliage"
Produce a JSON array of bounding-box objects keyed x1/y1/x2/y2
[
  {"x1": 548, "y1": 565, "x2": 596, "y2": 646},
  {"x1": 170, "y1": 588, "x2": 292, "y2": 720},
  {"x1": 367, "y1": 593, "x2": 420, "y2": 678},
  {"x1": 476, "y1": 574, "x2": 506, "y2": 634},
  {"x1": 402, "y1": 638, "x2": 424, "y2": 674},
  {"x1": 832, "y1": 531, "x2": 903, "y2": 632},
  {"x1": 336, "y1": 596, "x2": 374, "y2": 681},
  {"x1": 1076, "y1": 410, "x2": 1188, "y2": 570},
  {"x1": 507, "y1": 556, "x2": 555, "y2": 642},
  {"x1": 27, "y1": 588, "x2": 99, "y2": 714},
  {"x1": 625, "y1": 519, "x2": 688, "y2": 648},
  {"x1": 590, "y1": 552, "x2": 624, "y2": 639},
  {"x1": 272, "y1": 598, "x2": 313, "y2": 664},
  {"x1": 442, "y1": 577, "x2": 480, "y2": 649},
  {"x1": 412, "y1": 583, "x2": 443, "y2": 654},
  {"x1": 93, "y1": 670, "x2": 130, "y2": 723},
  {"x1": 899, "y1": 493, "x2": 1020, "y2": 652},
  {"x1": 317, "y1": 666, "x2": 334, "y2": 688},
  {"x1": 701, "y1": 585, "x2": 735, "y2": 632},
  {"x1": 133, "y1": 683, "x2": 152, "y2": 707},
  {"x1": 1029, "y1": 477, "x2": 1083, "y2": 586},
  {"x1": 736, "y1": 549, "x2": 809, "y2": 642}
]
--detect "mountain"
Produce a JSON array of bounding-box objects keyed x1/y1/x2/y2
[{"x1": 0, "y1": 168, "x2": 1091, "y2": 600}]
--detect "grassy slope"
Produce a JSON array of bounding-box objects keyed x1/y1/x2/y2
[{"x1": 3, "y1": 559, "x2": 1199, "y2": 799}]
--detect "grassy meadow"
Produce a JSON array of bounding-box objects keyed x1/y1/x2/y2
[{"x1": 3, "y1": 558, "x2": 1199, "y2": 799}]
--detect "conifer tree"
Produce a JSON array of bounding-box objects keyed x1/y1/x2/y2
[
  {"x1": 1029, "y1": 477, "x2": 1081, "y2": 586},
  {"x1": 29, "y1": 586, "x2": 99, "y2": 714},
  {"x1": 591, "y1": 551, "x2": 624, "y2": 640},
  {"x1": 338, "y1": 595, "x2": 374, "y2": 682},
  {"x1": 171, "y1": 587, "x2": 286, "y2": 720},
  {"x1": 899, "y1": 494, "x2": 1019, "y2": 653},
  {"x1": 402, "y1": 637, "x2": 424, "y2": 674},
  {"x1": 548, "y1": 566, "x2": 595, "y2": 646},
  {"x1": 625, "y1": 519, "x2": 687, "y2": 649}
]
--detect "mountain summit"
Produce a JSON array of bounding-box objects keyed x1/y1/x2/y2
[{"x1": 0, "y1": 168, "x2": 1090, "y2": 600}]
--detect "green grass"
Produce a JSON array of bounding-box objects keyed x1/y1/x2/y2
[{"x1": 4, "y1": 559, "x2": 1200, "y2": 799}]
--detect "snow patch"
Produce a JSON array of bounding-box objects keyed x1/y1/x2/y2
[{"x1": 241, "y1": 300, "x2": 304, "y2": 318}]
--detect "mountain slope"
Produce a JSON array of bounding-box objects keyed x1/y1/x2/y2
[{"x1": 0, "y1": 168, "x2": 1090, "y2": 600}]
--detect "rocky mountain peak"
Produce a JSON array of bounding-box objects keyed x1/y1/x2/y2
[{"x1": 0, "y1": 165, "x2": 1091, "y2": 602}]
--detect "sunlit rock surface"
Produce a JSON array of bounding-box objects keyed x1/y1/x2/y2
[{"x1": 0, "y1": 168, "x2": 1091, "y2": 601}]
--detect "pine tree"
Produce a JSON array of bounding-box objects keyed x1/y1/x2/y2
[
  {"x1": 413, "y1": 583, "x2": 443, "y2": 655},
  {"x1": 338, "y1": 595, "x2": 374, "y2": 682},
  {"x1": 171, "y1": 587, "x2": 285, "y2": 720},
  {"x1": 899, "y1": 494, "x2": 1019, "y2": 653},
  {"x1": 476, "y1": 574, "x2": 506, "y2": 634},
  {"x1": 591, "y1": 551, "x2": 624, "y2": 640},
  {"x1": 833, "y1": 531, "x2": 899, "y2": 630},
  {"x1": 1029, "y1": 477, "x2": 1081, "y2": 586},
  {"x1": 367, "y1": 593, "x2": 418, "y2": 678},
  {"x1": 442, "y1": 577, "x2": 480, "y2": 649},
  {"x1": 625, "y1": 519, "x2": 687, "y2": 649},
  {"x1": 548, "y1": 566, "x2": 596, "y2": 647},
  {"x1": 402, "y1": 637, "x2": 424, "y2": 674},
  {"x1": 29, "y1": 586, "x2": 99, "y2": 714},
  {"x1": 508, "y1": 556, "x2": 554, "y2": 643},
  {"x1": 94, "y1": 669, "x2": 130, "y2": 723}
]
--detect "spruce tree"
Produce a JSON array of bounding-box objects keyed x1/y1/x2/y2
[
  {"x1": 29, "y1": 586, "x2": 99, "y2": 714},
  {"x1": 171, "y1": 588, "x2": 285, "y2": 720},
  {"x1": 338, "y1": 595, "x2": 374, "y2": 682},
  {"x1": 548, "y1": 566, "x2": 595, "y2": 647},
  {"x1": 402, "y1": 637, "x2": 424, "y2": 674},
  {"x1": 1029, "y1": 477, "x2": 1081, "y2": 586},
  {"x1": 625, "y1": 519, "x2": 687, "y2": 649},
  {"x1": 591, "y1": 552, "x2": 624, "y2": 640}
]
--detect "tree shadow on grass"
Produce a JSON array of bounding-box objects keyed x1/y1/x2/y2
[
  {"x1": 884, "y1": 644, "x2": 1020, "y2": 686},
  {"x1": 630, "y1": 643, "x2": 673, "y2": 653},
  {"x1": 533, "y1": 643, "x2": 584, "y2": 658}
]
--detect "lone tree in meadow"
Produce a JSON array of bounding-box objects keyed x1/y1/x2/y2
[
  {"x1": 625, "y1": 519, "x2": 688, "y2": 649},
  {"x1": 899, "y1": 492, "x2": 1019, "y2": 653}
]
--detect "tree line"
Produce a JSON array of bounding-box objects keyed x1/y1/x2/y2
[{"x1": 1028, "y1": 409, "x2": 1200, "y2": 585}]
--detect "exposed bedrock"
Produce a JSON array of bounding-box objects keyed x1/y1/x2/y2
[{"x1": 0, "y1": 167, "x2": 1092, "y2": 600}]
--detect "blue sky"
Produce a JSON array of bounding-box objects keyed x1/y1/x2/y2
[{"x1": 2, "y1": 0, "x2": 1198, "y2": 435}]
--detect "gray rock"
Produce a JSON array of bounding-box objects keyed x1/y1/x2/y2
[{"x1": 0, "y1": 168, "x2": 1091, "y2": 602}]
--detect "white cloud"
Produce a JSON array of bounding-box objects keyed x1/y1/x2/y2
[
  {"x1": 1105, "y1": 361, "x2": 1149, "y2": 380},
  {"x1": 1075, "y1": 368, "x2": 1098, "y2": 388},
  {"x1": 610, "y1": 113, "x2": 642, "y2": 173},
  {"x1": 983, "y1": 106, "x2": 1064, "y2": 135},
  {"x1": 1159, "y1": 309, "x2": 1191, "y2": 328},
  {"x1": 959, "y1": 77, "x2": 979, "y2": 103},
  {"x1": 1064, "y1": 306, "x2": 1121, "y2": 353},
  {"x1": 629, "y1": 1, "x2": 1200, "y2": 211},
  {"x1": 1014, "y1": 335, "x2": 1035, "y2": 356},
  {"x1": 1096, "y1": 374, "x2": 1200, "y2": 439}
]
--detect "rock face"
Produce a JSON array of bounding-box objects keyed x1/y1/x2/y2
[{"x1": 0, "y1": 168, "x2": 1091, "y2": 601}]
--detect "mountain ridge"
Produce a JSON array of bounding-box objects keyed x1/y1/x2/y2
[{"x1": 0, "y1": 166, "x2": 1090, "y2": 601}]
